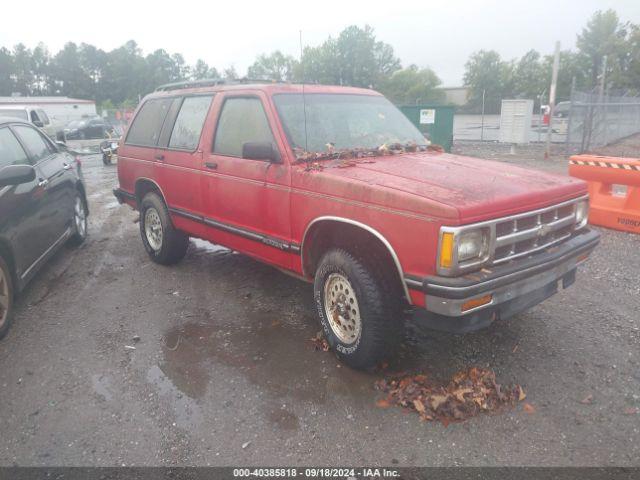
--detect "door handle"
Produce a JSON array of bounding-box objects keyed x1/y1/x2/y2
[
  {"x1": 154, "y1": 153, "x2": 165, "y2": 161},
  {"x1": 38, "y1": 179, "x2": 49, "y2": 187},
  {"x1": 205, "y1": 162, "x2": 218, "y2": 170},
  {"x1": 62, "y1": 163, "x2": 72, "y2": 170}
]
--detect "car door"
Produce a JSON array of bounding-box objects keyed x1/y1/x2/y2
[
  {"x1": 0, "y1": 126, "x2": 48, "y2": 279},
  {"x1": 12, "y1": 125, "x2": 76, "y2": 250},
  {"x1": 204, "y1": 93, "x2": 292, "y2": 266},
  {"x1": 155, "y1": 94, "x2": 214, "y2": 238}
]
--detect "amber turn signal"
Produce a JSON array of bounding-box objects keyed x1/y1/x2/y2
[
  {"x1": 461, "y1": 294, "x2": 493, "y2": 313},
  {"x1": 439, "y1": 232, "x2": 454, "y2": 269}
]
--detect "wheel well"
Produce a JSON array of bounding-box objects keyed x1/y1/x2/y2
[
  {"x1": 302, "y1": 220, "x2": 407, "y2": 301},
  {"x1": 135, "y1": 179, "x2": 163, "y2": 205},
  {"x1": 0, "y1": 240, "x2": 17, "y2": 292}
]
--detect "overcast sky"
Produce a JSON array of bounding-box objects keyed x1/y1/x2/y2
[{"x1": 2, "y1": 0, "x2": 640, "y2": 85}]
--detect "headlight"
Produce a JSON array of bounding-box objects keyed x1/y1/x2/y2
[
  {"x1": 438, "y1": 227, "x2": 491, "y2": 274},
  {"x1": 575, "y1": 200, "x2": 589, "y2": 229},
  {"x1": 458, "y1": 229, "x2": 489, "y2": 262}
]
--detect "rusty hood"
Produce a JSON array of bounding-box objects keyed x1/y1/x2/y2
[{"x1": 295, "y1": 151, "x2": 587, "y2": 224}]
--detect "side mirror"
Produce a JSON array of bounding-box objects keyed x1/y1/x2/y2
[
  {"x1": 242, "y1": 141, "x2": 281, "y2": 163},
  {"x1": 32, "y1": 120, "x2": 44, "y2": 128},
  {"x1": 0, "y1": 165, "x2": 36, "y2": 188}
]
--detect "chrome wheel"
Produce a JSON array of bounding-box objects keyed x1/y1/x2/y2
[
  {"x1": 0, "y1": 267, "x2": 9, "y2": 329},
  {"x1": 144, "y1": 207, "x2": 163, "y2": 251},
  {"x1": 323, "y1": 273, "x2": 362, "y2": 344},
  {"x1": 74, "y1": 196, "x2": 87, "y2": 238}
]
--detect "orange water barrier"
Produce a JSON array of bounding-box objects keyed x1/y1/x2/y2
[{"x1": 569, "y1": 155, "x2": 640, "y2": 234}]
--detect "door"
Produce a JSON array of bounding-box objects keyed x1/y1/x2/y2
[
  {"x1": 12, "y1": 125, "x2": 76, "y2": 249},
  {"x1": 204, "y1": 93, "x2": 291, "y2": 265},
  {"x1": 155, "y1": 95, "x2": 214, "y2": 224},
  {"x1": 0, "y1": 127, "x2": 47, "y2": 278}
]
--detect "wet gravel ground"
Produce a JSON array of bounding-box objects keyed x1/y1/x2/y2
[{"x1": 0, "y1": 143, "x2": 638, "y2": 467}]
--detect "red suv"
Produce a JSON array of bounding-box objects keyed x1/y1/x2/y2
[{"x1": 114, "y1": 80, "x2": 599, "y2": 369}]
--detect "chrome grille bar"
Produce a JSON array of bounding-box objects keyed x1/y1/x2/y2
[{"x1": 492, "y1": 200, "x2": 579, "y2": 265}]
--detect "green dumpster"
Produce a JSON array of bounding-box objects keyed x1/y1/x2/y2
[{"x1": 398, "y1": 105, "x2": 455, "y2": 152}]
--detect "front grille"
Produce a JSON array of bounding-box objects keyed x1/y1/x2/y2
[{"x1": 492, "y1": 200, "x2": 579, "y2": 265}]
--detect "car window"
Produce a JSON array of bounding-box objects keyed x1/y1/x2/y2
[
  {"x1": 0, "y1": 127, "x2": 31, "y2": 168},
  {"x1": 38, "y1": 109, "x2": 50, "y2": 124},
  {"x1": 213, "y1": 97, "x2": 275, "y2": 158},
  {"x1": 30, "y1": 110, "x2": 40, "y2": 123},
  {"x1": 13, "y1": 125, "x2": 55, "y2": 163},
  {"x1": 169, "y1": 95, "x2": 213, "y2": 150},
  {"x1": 126, "y1": 99, "x2": 173, "y2": 147}
]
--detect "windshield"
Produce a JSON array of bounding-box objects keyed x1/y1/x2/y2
[
  {"x1": 274, "y1": 94, "x2": 426, "y2": 159},
  {"x1": 0, "y1": 109, "x2": 29, "y2": 121}
]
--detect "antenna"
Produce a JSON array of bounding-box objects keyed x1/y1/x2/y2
[{"x1": 299, "y1": 30, "x2": 309, "y2": 153}]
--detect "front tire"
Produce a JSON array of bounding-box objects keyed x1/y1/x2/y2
[
  {"x1": 139, "y1": 192, "x2": 188, "y2": 265},
  {"x1": 0, "y1": 256, "x2": 15, "y2": 340},
  {"x1": 68, "y1": 193, "x2": 88, "y2": 246},
  {"x1": 314, "y1": 248, "x2": 403, "y2": 370}
]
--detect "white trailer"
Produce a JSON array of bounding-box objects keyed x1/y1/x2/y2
[{"x1": 0, "y1": 96, "x2": 97, "y2": 126}]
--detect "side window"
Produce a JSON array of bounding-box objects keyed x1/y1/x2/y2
[
  {"x1": 169, "y1": 95, "x2": 213, "y2": 150},
  {"x1": 13, "y1": 125, "x2": 54, "y2": 163},
  {"x1": 125, "y1": 98, "x2": 172, "y2": 147},
  {"x1": 213, "y1": 97, "x2": 275, "y2": 158},
  {"x1": 30, "y1": 110, "x2": 40, "y2": 123},
  {"x1": 38, "y1": 109, "x2": 50, "y2": 125},
  {"x1": 0, "y1": 128, "x2": 30, "y2": 168}
]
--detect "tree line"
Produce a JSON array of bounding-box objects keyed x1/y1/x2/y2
[
  {"x1": 463, "y1": 10, "x2": 640, "y2": 113},
  {"x1": 0, "y1": 10, "x2": 637, "y2": 112}
]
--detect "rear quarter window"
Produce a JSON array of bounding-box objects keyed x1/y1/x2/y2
[
  {"x1": 125, "y1": 98, "x2": 172, "y2": 147},
  {"x1": 169, "y1": 95, "x2": 213, "y2": 150}
]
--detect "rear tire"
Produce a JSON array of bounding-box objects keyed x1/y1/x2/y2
[
  {"x1": 313, "y1": 248, "x2": 404, "y2": 370},
  {"x1": 139, "y1": 192, "x2": 188, "y2": 265},
  {"x1": 0, "y1": 256, "x2": 15, "y2": 340},
  {"x1": 102, "y1": 153, "x2": 111, "y2": 165}
]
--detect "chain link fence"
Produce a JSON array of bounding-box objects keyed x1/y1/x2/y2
[{"x1": 566, "y1": 89, "x2": 640, "y2": 153}]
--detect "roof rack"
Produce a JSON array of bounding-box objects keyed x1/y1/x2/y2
[
  {"x1": 155, "y1": 78, "x2": 285, "y2": 92},
  {"x1": 155, "y1": 78, "x2": 225, "y2": 91}
]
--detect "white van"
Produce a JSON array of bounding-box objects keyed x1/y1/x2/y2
[{"x1": 0, "y1": 106, "x2": 65, "y2": 141}]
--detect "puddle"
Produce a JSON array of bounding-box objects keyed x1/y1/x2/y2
[
  {"x1": 91, "y1": 374, "x2": 113, "y2": 402},
  {"x1": 265, "y1": 406, "x2": 300, "y2": 431},
  {"x1": 157, "y1": 313, "x2": 375, "y2": 410},
  {"x1": 146, "y1": 364, "x2": 204, "y2": 430}
]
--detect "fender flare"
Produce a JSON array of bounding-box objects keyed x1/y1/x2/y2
[{"x1": 300, "y1": 216, "x2": 412, "y2": 303}]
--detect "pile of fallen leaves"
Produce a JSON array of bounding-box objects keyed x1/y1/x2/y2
[
  {"x1": 375, "y1": 367, "x2": 526, "y2": 426},
  {"x1": 310, "y1": 331, "x2": 330, "y2": 352}
]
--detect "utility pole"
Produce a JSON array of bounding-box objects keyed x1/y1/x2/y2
[
  {"x1": 545, "y1": 41, "x2": 560, "y2": 159},
  {"x1": 480, "y1": 89, "x2": 486, "y2": 141}
]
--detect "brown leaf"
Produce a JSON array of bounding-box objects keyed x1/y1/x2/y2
[
  {"x1": 399, "y1": 377, "x2": 413, "y2": 389},
  {"x1": 429, "y1": 394, "x2": 449, "y2": 410},
  {"x1": 413, "y1": 399, "x2": 426, "y2": 413},
  {"x1": 376, "y1": 398, "x2": 391, "y2": 409},
  {"x1": 452, "y1": 387, "x2": 473, "y2": 403},
  {"x1": 518, "y1": 386, "x2": 527, "y2": 402},
  {"x1": 580, "y1": 394, "x2": 593, "y2": 405},
  {"x1": 523, "y1": 403, "x2": 536, "y2": 414}
]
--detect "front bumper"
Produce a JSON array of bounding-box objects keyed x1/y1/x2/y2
[{"x1": 409, "y1": 229, "x2": 600, "y2": 333}]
